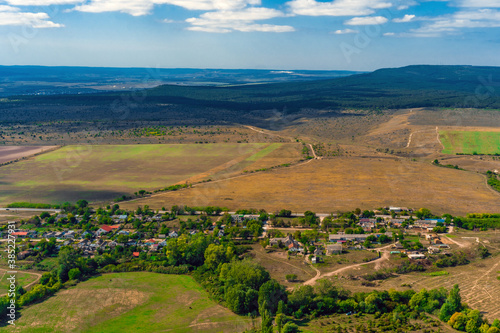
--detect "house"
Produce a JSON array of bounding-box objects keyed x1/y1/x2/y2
[
  {"x1": 287, "y1": 241, "x2": 303, "y2": 253},
  {"x1": 64, "y1": 231, "x2": 76, "y2": 239},
  {"x1": 17, "y1": 250, "x2": 32, "y2": 260},
  {"x1": 231, "y1": 214, "x2": 259, "y2": 224},
  {"x1": 326, "y1": 244, "x2": 343, "y2": 255},
  {"x1": 168, "y1": 231, "x2": 179, "y2": 238},
  {"x1": 408, "y1": 253, "x2": 426, "y2": 260},
  {"x1": 158, "y1": 234, "x2": 166, "y2": 239},
  {"x1": 328, "y1": 233, "x2": 369, "y2": 243},
  {"x1": 314, "y1": 247, "x2": 324, "y2": 256},
  {"x1": 311, "y1": 256, "x2": 320, "y2": 264},
  {"x1": 427, "y1": 246, "x2": 441, "y2": 254},
  {"x1": 270, "y1": 235, "x2": 295, "y2": 247},
  {"x1": 189, "y1": 230, "x2": 198, "y2": 235},
  {"x1": 132, "y1": 252, "x2": 140, "y2": 258},
  {"x1": 11, "y1": 232, "x2": 29, "y2": 238},
  {"x1": 150, "y1": 244, "x2": 159, "y2": 251},
  {"x1": 81, "y1": 231, "x2": 93, "y2": 239},
  {"x1": 96, "y1": 225, "x2": 114, "y2": 236},
  {"x1": 393, "y1": 242, "x2": 404, "y2": 250},
  {"x1": 218, "y1": 230, "x2": 225, "y2": 237},
  {"x1": 117, "y1": 230, "x2": 130, "y2": 236}
]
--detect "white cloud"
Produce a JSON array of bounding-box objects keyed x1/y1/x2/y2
[
  {"x1": 345, "y1": 16, "x2": 388, "y2": 25},
  {"x1": 286, "y1": 0, "x2": 391, "y2": 17},
  {"x1": 186, "y1": 7, "x2": 294, "y2": 33},
  {"x1": 0, "y1": 11, "x2": 63, "y2": 28},
  {"x1": 6, "y1": 0, "x2": 82, "y2": 5},
  {"x1": 72, "y1": 0, "x2": 263, "y2": 16},
  {"x1": 383, "y1": 32, "x2": 395, "y2": 35},
  {"x1": 393, "y1": 14, "x2": 415, "y2": 22},
  {"x1": 408, "y1": 9, "x2": 500, "y2": 36},
  {"x1": 333, "y1": 28, "x2": 358, "y2": 34},
  {"x1": 458, "y1": 0, "x2": 500, "y2": 7}
]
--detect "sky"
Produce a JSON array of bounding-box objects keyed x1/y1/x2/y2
[{"x1": 0, "y1": 0, "x2": 499, "y2": 70}]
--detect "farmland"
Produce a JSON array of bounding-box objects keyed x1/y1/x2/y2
[
  {"x1": 9, "y1": 272, "x2": 254, "y2": 333},
  {"x1": 0, "y1": 143, "x2": 301, "y2": 205},
  {"x1": 120, "y1": 157, "x2": 500, "y2": 216},
  {"x1": 0, "y1": 146, "x2": 57, "y2": 164},
  {"x1": 439, "y1": 130, "x2": 500, "y2": 155}
]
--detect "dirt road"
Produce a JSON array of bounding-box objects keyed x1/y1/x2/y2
[{"x1": 303, "y1": 243, "x2": 395, "y2": 286}]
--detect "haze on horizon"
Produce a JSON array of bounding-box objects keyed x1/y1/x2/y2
[{"x1": 0, "y1": 0, "x2": 499, "y2": 71}]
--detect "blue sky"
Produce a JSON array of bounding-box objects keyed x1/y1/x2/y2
[{"x1": 0, "y1": 0, "x2": 499, "y2": 70}]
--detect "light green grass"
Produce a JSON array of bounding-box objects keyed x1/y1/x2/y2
[
  {"x1": 423, "y1": 271, "x2": 449, "y2": 276},
  {"x1": 10, "y1": 272, "x2": 253, "y2": 333},
  {"x1": 0, "y1": 270, "x2": 38, "y2": 293},
  {"x1": 245, "y1": 143, "x2": 283, "y2": 162},
  {"x1": 439, "y1": 130, "x2": 500, "y2": 154}
]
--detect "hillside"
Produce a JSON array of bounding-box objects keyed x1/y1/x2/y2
[
  {"x1": 9, "y1": 272, "x2": 254, "y2": 333},
  {"x1": 1, "y1": 65, "x2": 499, "y2": 124}
]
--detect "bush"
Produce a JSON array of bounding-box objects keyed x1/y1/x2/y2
[
  {"x1": 68, "y1": 268, "x2": 81, "y2": 281},
  {"x1": 282, "y1": 322, "x2": 300, "y2": 333}
]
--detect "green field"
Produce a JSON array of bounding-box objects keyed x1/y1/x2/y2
[
  {"x1": 9, "y1": 272, "x2": 254, "y2": 333},
  {"x1": 0, "y1": 270, "x2": 38, "y2": 293},
  {"x1": 439, "y1": 130, "x2": 500, "y2": 154},
  {"x1": 0, "y1": 143, "x2": 284, "y2": 205}
]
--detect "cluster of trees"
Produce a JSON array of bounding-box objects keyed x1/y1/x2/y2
[
  {"x1": 440, "y1": 285, "x2": 500, "y2": 333},
  {"x1": 487, "y1": 171, "x2": 500, "y2": 193}
]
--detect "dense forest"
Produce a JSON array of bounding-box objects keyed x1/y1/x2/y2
[{"x1": 1, "y1": 65, "x2": 499, "y2": 124}]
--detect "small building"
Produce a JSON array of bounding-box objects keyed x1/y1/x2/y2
[
  {"x1": 96, "y1": 225, "x2": 114, "y2": 236},
  {"x1": 132, "y1": 252, "x2": 140, "y2": 258},
  {"x1": 408, "y1": 253, "x2": 426, "y2": 260},
  {"x1": 11, "y1": 232, "x2": 29, "y2": 238},
  {"x1": 17, "y1": 250, "x2": 32, "y2": 260},
  {"x1": 326, "y1": 244, "x2": 343, "y2": 255}
]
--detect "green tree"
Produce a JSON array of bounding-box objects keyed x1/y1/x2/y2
[
  {"x1": 449, "y1": 312, "x2": 468, "y2": 331},
  {"x1": 276, "y1": 313, "x2": 286, "y2": 333},
  {"x1": 57, "y1": 247, "x2": 80, "y2": 282},
  {"x1": 440, "y1": 284, "x2": 462, "y2": 322},
  {"x1": 258, "y1": 279, "x2": 287, "y2": 315},
  {"x1": 259, "y1": 301, "x2": 273, "y2": 333},
  {"x1": 68, "y1": 268, "x2": 81, "y2": 281}
]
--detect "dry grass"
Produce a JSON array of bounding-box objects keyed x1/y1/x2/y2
[
  {"x1": 250, "y1": 244, "x2": 316, "y2": 288},
  {"x1": 121, "y1": 157, "x2": 500, "y2": 216},
  {"x1": 0, "y1": 146, "x2": 57, "y2": 164}
]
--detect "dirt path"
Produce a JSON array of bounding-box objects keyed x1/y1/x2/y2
[
  {"x1": 0, "y1": 267, "x2": 42, "y2": 295},
  {"x1": 436, "y1": 126, "x2": 445, "y2": 150},
  {"x1": 303, "y1": 243, "x2": 395, "y2": 286},
  {"x1": 308, "y1": 144, "x2": 319, "y2": 159},
  {"x1": 442, "y1": 235, "x2": 468, "y2": 248}
]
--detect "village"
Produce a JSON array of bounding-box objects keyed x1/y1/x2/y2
[{"x1": 3, "y1": 205, "x2": 455, "y2": 267}]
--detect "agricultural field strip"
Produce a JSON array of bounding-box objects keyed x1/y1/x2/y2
[{"x1": 439, "y1": 129, "x2": 500, "y2": 154}]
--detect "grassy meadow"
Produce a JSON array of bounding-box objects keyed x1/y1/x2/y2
[
  {"x1": 0, "y1": 143, "x2": 299, "y2": 205},
  {"x1": 440, "y1": 130, "x2": 500, "y2": 155},
  {"x1": 9, "y1": 272, "x2": 254, "y2": 333}
]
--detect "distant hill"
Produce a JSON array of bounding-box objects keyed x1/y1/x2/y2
[
  {"x1": 0, "y1": 65, "x2": 360, "y2": 97},
  {"x1": 143, "y1": 65, "x2": 500, "y2": 110},
  {"x1": 1, "y1": 65, "x2": 499, "y2": 124}
]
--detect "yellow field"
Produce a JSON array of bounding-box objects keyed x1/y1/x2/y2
[{"x1": 120, "y1": 157, "x2": 500, "y2": 215}]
